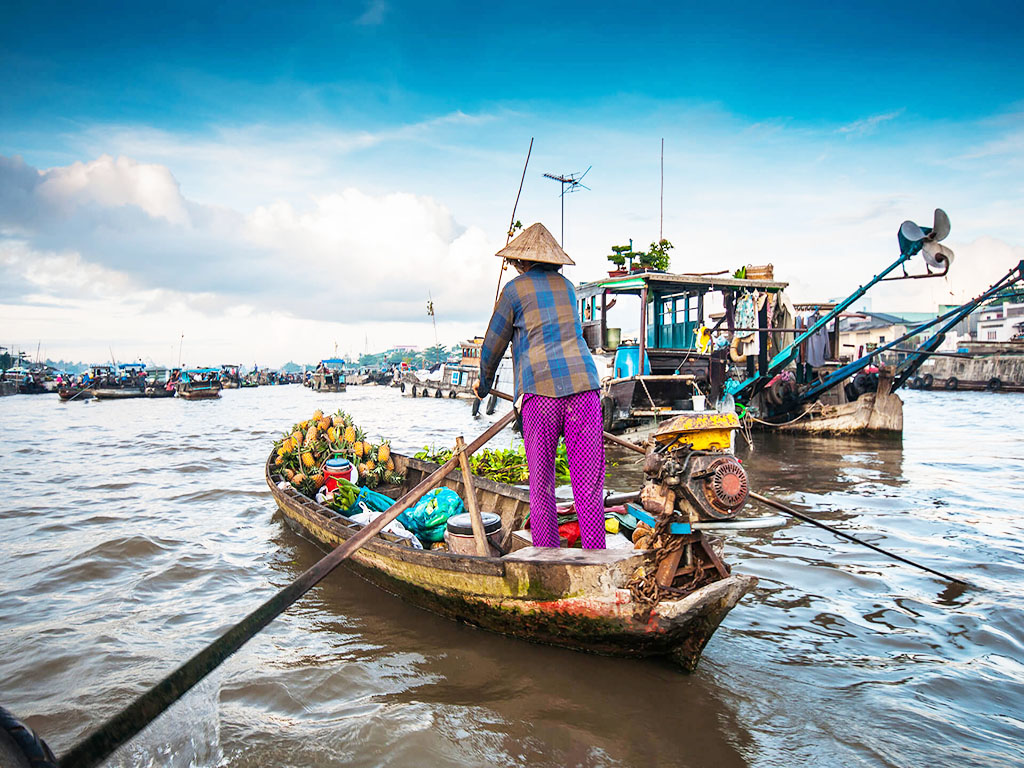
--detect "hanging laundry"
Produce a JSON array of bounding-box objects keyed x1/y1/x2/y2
[{"x1": 803, "y1": 313, "x2": 831, "y2": 368}]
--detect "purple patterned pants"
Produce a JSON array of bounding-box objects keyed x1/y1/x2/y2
[{"x1": 521, "y1": 390, "x2": 606, "y2": 549}]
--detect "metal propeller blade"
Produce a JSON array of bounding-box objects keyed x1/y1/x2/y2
[
  {"x1": 930, "y1": 208, "x2": 951, "y2": 242},
  {"x1": 900, "y1": 220, "x2": 927, "y2": 243},
  {"x1": 922, "y1": 241, "x2": 955, "y2": 270}
]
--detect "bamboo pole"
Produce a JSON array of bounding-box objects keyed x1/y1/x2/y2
[{"x1": 455, "y1": 436, "x2": 491, "y2": 556}]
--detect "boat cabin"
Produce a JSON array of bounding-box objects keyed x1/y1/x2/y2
[
  {"x1": 445, "y1": 338, "x2": 485, "y2": 388},
  {"x1": 183, "y1": 368, "x2": 221, "y2": 386},
  {"x1": 459, "y1": 337, "x2": 484, "y2": 367},
  {"x1": 115, "y1": 362, "x2": 146, "y2": 385},
  {"x1": 219, "y1": 364, "x2": 241, "y2": 386},
  {"x1": 575, "y1": 269, "x2": 789, "y2": 431}
]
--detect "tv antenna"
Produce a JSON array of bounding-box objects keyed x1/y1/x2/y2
[{"x1": 543, "y1": 166, "x2": 591, "y2": 248}]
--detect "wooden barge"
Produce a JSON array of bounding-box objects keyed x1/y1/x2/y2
[{"x1": 266, "y1": 449, "x2": 755, "y2": 670}]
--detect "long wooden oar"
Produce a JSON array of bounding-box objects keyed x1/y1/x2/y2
[
  {"x1": 749, "y1": 491, "x2": 969, "y2": 586},
  {"x1": 58, "y1": 410, "x2": 517, "y2": 768},
  {"x1": 483, "y1": 389, "x2": 969, "y2": 587},
  {"x1": 65, "y1": 381, "x2": 96, "y2": 402}
]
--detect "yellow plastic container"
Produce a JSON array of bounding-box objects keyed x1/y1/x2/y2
[{"x1": 651, "y1": 412, "x2": 740, "y2": 452}]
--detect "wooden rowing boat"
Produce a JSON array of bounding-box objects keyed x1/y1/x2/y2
[
  {"x1": 58, "y1": 387, "x2": 93, "y2": 401},
  {"x1": 266, "y1": 449, "x2": 755, "y2": 670}
]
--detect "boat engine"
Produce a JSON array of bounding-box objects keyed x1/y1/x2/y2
[
  {"x1": 640, "y1": 412, "x2": 749, "y2": 523},
  {"x1": 633, "y1": 412, "x2": 748, "y2": 593}
]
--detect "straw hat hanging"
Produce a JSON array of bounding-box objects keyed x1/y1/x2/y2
[{"x1": 495, "y1": 223, "x2": 575, "y2": 266}]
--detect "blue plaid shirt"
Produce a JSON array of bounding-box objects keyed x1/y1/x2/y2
[{"x1": 477, "y1": 268, "x2": 600, "y2": 400}]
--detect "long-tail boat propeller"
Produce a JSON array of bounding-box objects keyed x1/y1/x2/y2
[
  {"x1": 893, "y1": 208, "x2": 953, "y2": 279},
  {"x1": 922, "y1": 240, "x2": 955, "y2": 272}
]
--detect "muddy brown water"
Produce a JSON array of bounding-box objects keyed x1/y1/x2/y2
[{"x1": 1, "y1": 386, "x2": 1022, "y2": 767}]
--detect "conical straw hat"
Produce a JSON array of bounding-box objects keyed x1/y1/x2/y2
[{"x1": 496, "y1": 223, "x2": 574, "y2": 266}]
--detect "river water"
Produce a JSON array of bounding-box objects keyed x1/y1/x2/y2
[{"x1": 1, "y1": 386, "x2": 1022, "y2": 767}]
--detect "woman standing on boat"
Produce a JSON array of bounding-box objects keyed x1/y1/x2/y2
[{"x1": 474, "y1": 223, "x2": 606, "y2": 550}]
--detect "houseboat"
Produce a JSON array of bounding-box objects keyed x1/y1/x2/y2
[{"x1": 576, "y1": 209, "x2": 984, "y2": 437}]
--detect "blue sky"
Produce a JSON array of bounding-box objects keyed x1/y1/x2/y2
[
  {"x1": 2, "y1": 1, "x2": 1023, "y2": 364},
  {"x1": 4, "y1": 1, "x2": 1021, "y2": 131}
]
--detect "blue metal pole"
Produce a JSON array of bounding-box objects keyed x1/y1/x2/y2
[
  {"x1": 728, "y1": 241, "x2": 923, "y2": 397},
  {"x1": 800, "y1": 260, "x2": 1024, "y2": 401}
]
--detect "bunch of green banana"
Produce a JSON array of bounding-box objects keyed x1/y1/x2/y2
[{"x1": 328, "y1": 478, "x2": 360, "y2": 513}]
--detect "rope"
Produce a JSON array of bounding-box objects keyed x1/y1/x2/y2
[{"x1": 743, "y1": 401, "x2": 825, "y2": 428}]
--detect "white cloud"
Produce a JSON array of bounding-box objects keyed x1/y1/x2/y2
[
  {"x1": 37, "y1": 155, "x2": 190, "y2": 225},
  {"x1": 355, "y1": 0, "x2": 388, "y2": 26},
  {"x1": 3, "y1": 102, "x2": 1024, "y2": 365},
  {"x1": 0, "y1": 153, "x2": 503, "y2": 365},
  {"x1": 836, "y1": 111, "x2": 903, "y2": 137}
]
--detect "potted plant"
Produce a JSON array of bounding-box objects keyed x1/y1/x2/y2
[
  {"x1": 629, "y1": 251, "x2": 645, "y2": 273},
  {"x1": 607, "y1": 244, "x2": 629, "y2": 277},
  {"x1": 639, "y1": 238, "x2": 673, "y2": 272}
]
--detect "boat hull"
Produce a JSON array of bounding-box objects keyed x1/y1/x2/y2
[
  {"x1": 779, "y1": 390, "x2": 902, "y2": 433},
  {"x1": 58, "y1": 388, "x2": 93, "y2": 401},
  {"x1": 179, "y1": 389, "x2": 221, "y2": 400},
  {"x1": 93, "y1": 388, "x2": 146, "y2": 400},
  {"x1": 267, "y1": 452, "x2": 754, "y2": 670}
]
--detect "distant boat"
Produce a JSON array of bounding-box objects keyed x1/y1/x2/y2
[
  {"x1": 311, "y1": 358, "x2": 347, "y2": 392},
  {"x1": 219, "y1": 364, "x2": 242, "y2": 389},
  {"x1": 2, "y1": 367, "x2": 48, "y2": 395},
  {"x1": 59, "y1": 365, "x2": 113, "y2": 401},
  {"x1": 93, "y1": 387, "x2": 146, "y2": 400},
  {"x1": 176, "y1": 368, "x2": 223, "y2": 400}
]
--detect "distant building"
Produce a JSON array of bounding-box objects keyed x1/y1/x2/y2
[
  {"x1": 976, "y1": 301, "x2": 1024, "y2": 342},
  {"x1": 839, "y1": 311, "x2": 939, "y2": 363}
]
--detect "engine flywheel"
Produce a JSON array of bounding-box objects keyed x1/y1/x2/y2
[{"x1": 707, "y1": 459, "x2": 749, "y2": 512}]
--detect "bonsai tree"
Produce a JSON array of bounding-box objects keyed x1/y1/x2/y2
[
  {"x1": 609, "y1": 241, "x2": 648, "y2": 271},
  {"x1": 608, "y1": 244, "x2": 630, "y2": 270},
  {"x1": 639, "y1": 239, "x2": 673, "y2": 272}
]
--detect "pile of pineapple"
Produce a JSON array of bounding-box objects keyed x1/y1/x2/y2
[{"x1": 273, "y1": 408, "x2": 404, "y2": 498}]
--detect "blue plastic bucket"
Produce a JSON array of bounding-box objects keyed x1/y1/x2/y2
[{"x1": 613, "y1": 345, "x2": 651, "y2": 378}]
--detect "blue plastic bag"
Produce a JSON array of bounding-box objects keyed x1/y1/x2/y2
[
  {"x1": 353, "y1": 486, "x2": 395, "y2": 514},
  {"x1": 398, "y1": 487, "x2": 465, "y2": 543},
  {"x1": 333, "y1": 485, "x2": 395, "y2": 517}
]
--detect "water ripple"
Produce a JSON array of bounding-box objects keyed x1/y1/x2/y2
[{"x1": 1, "y1": 386, "x2": 1023, "y2": 767}]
